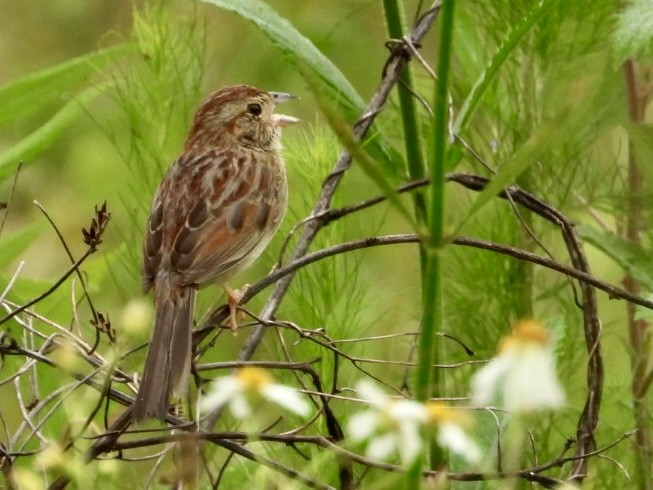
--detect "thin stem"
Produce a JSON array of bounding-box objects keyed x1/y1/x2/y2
[
  {"x1": 382, "y1": 0, "x2": 428, "y2": 229},
  {"x1": 415, "y1": 0, "x2": 455, "y2": 476},
  {"x1": 622, "y1": 57, "x2": 653, "y2": 490},
  {"x1": 417, "y1": 0, "x2": 454, "y2": 401}
]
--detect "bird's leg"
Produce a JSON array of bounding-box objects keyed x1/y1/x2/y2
[{"x1": 223, "y1": 284, "x2": 251, "y2": 332}]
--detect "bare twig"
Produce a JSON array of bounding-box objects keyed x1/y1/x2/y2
[{"x1": 0, "y1": 204, "x2": 111, "y2": 333}]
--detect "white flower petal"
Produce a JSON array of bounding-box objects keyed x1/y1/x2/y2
[
  {"x1": 398, "y1": 421, "x2": 423, "y2": 465},
  {"x1": 472, "y1": 321, "x2": 565, "y2": 413},
  {"x1": 347, "y1": 411, "x2": 380, "y2": 442},
  {"x1": 437, "y1": 423, "x2": 481, "y2": 464},
  {"x1": 503, "y1": 347, "x2": 565, "y2": 412},
  {"x1": 366, "y1": 433, "x2": 397, "y2": 463},
  {"x1": 354, "y1": 380, "x2": 387, "y2": 407},
  {"x1": 200, "y1": 377, "x2": 242, "y2": 413},
  {"x1": 229, "y1": 393, "x2": 252, "y2": 419},
  {"x1": 262, "y1": 383, "x2": 311, "y2": 416},
  {"x1": 388, "y1": 400, "x2": 428, "y2": 423},
  {"x1": 470, "y1": 355, "x2": 510, "y2": 407}
]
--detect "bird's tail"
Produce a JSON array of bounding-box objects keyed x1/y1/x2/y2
[{"x1": 133, "y1": 280, "x2": 194, "y2": 422}]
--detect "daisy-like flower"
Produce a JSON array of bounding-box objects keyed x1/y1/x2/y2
[
  {"x1": 426, "y1": 402, "x2": 481, "y2": 464},
  {"x1": 471, "y1": 319, "x2": 565, "y2": 413},
  {"x1": 347, "y1": 380, "x2": 427, "y2": 466},
  {"x1": 200, "y1": 367, "x2": 311, "y2": 418}
]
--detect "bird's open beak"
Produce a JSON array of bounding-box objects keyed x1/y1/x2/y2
[
  {"x1": 270, "y1": 91, "x2": 299, "y2": 104},
  {"x1": 272, "y1": 114, "x2": 301, "y2": 127},
  {"x1": 270, "y1": 91, "x2": 300, "y2": 127}
]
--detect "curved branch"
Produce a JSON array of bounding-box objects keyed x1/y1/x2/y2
[
  {"x1": 448, "y1": 172, "x2": 603, "y2": 479},
  {"x1": 197, "y1": 232, "x2": 653, "y2": 340}
]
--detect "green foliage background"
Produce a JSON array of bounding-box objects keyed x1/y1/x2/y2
[{"x1": 1, "y1": 0, "x2": 652, "y2": 488}]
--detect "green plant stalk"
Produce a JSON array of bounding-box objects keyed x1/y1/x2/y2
[
  {"x1": 382, "y1": 0, "x2": 428, "y2": 225},
  {"x1": 417, "y1": 0, "x2": 454, "y2": 401},
  {"x1": 382, "y1": 0, "x2": 429, "y2": 302},
  {"x1": 411, "y1": 0, "x2": 455, "y2": 477},
  {"x1": 382, "y1": 2, "x2": 430, "y2": 480}
]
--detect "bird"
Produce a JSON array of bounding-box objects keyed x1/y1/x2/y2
[{"x1": 132, "y1": 84, "x2": 298, "y2": 421}]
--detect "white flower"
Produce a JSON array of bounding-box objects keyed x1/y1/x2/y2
[
  {"x1": 426, "y1": 403, "x2": 481, "y2": 464},
  {"x1": 471, "y1": 320, "x2": 565, "y2": 413},
  {"x1": 347, "y1": 380, "x2": 427, "y2": 465},
  {"x1": 200, "y1": 367, "x2": 311, "y2": 418}
]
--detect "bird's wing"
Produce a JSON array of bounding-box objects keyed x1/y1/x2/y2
[{"x1": 142, "y1": 149, "x2": 283, "y2": 290}]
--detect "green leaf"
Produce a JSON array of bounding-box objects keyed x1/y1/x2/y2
[
  {"x1": 577, "y1": 225, "x2": 653, "y2": 291},
  {"x1": 0, "y1": 275, "x2": 68, "y2": 319},
  {"x1": 454, "y1": 53, "x2": 609, "y2": 233},
  {"x1": 453, "y1": 0, "x2": 559, "y2": 136},
  {"x1": 200, "y1": 0, "x2": 362, "y2": 112},
  {"x1": 0, "y1": 86, "x2": 103, "y2": 184},
  {"x1": 304, "y1": 70, "x2": 415, "y2": 228},
  {"x1": 0, "y1": 44, "x2": 131, "y2": 128},
  {"x1": 0, "y1": 222, "x2": 45, "y2": 270}
]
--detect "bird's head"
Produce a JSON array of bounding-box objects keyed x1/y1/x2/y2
[{"x1": 185, "y1": 85, "x2": 299, "y2": 151}]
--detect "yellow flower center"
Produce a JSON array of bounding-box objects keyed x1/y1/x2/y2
[
  {"x1": 235, "y1": 367, "x2": 274, "y2": 391},
  {"x1": 426, "y1": 402, "x2": 472, "y2": 427},
  {"x1": 499, "y1": 319, "x2": 550, "y2": 352}
]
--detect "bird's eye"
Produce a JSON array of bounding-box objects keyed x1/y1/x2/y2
[{"x1": 247, "y1": 103, "x2": 262, "y2": 116}]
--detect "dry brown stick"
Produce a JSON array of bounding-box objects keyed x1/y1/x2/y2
[
  {"x1": 77, "y1": 425, "x2": 632, "y2": 487},
  {"x1": 48, "y1": 405, "x2": 334, "y2": 490},
  {"x1": 622, "y1": 58, "x2": 653, "y2": 489},
  {"x1": 193, "y1": 232, "x2": 653, "y2": 331}
]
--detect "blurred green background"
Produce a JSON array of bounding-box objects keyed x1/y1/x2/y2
[{"x1": 1, "y1": 0, "x2": 652, "y2": 488}]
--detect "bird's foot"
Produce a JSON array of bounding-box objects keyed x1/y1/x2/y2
[{"x1": 224, "y1": 284, "x2": 251, "y2": 333}]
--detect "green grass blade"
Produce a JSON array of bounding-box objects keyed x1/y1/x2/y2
[
  {"x1": 201, "y1": 0, "x2": 404, "y2": 181},
  {"x1": 453, "y1": 55, "x2": 608, "y2": 234},
  {"x1": 0, "y1": 222, "x2": 45, "y2": 270},
  {"x1": 305, "y1": 71, "x2": 416, "y2": 227},
  {"x1": 200, "y1": 0, "x2": 363, "y2": 112},
  {"x1": 577, "y1": 225, "x2": 653, "y2": 291},
  {"x1": 452, "y1": 0, "x2": 559, "y2": 135},
  {"x1": 0, "y1": 44, "x2": 131, "y2": 128},
  {"x1": 0, "y1": 86, "x2": 103, "y2": 184}
]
